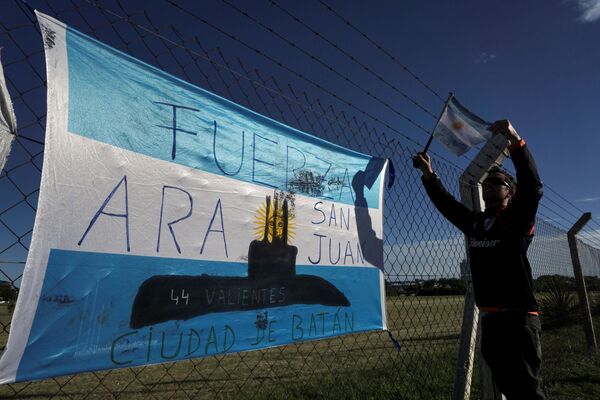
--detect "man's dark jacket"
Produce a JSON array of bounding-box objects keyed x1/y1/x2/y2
[{"x1": 422, "y1": 142, "x2": 543, "y2": 311}]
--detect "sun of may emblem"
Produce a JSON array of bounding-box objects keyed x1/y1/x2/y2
[
  {"x1": 452, "y1": 120, "x2": 465, "y2": 130},
  {"x1": 254, "y1": 193, "x2": 296, "y2": 242}
]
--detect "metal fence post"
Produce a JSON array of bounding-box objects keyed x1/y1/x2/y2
[
  {"x1": 567, "y1": 212, "x2": 598, "y2": 354},
  {"x1": 453, "y1": 134, "x2": 508, "y2": 400}
]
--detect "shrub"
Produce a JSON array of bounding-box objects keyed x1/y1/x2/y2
[{"x1": 539, "y1": 276, "x2": 578, "y2": 329}]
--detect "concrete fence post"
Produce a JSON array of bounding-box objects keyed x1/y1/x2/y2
[
  {"x1": 453, "y1": 134, "x2": 508, "y2": 400},
  {"x1": 567, "y1": 212, "x2": 597, "y2": 354}
]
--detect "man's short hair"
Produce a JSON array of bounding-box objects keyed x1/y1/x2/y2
[{"x1": 487, "y1": 166, "x2": 516, "y2": 191}]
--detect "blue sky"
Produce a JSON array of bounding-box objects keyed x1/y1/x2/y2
[
  {"x1": 2, "y1": 0, "x2": 598, "y2": 216},
  {"x1": 287, "y1": 0, "x2": 600, "y2": 215},
  {"x1": 401, "y1": 0, "x2": 600, "y2": 210},
  {"x1": 2, "y1": 0, "x2": 600, "y2": 281},
  {"x1": 140, "y1": 0, "x2": 600, "y2": 220}
]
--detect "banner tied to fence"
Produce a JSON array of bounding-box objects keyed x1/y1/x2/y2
[
  {"x1": 0, "y1": 12, "x2": 389, "y2": 383},
  {"x1": 0, "y1": 49, "x2": 17, "y2": 172}
]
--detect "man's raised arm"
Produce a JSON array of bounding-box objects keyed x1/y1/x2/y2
[
  {"x1": 414, "y1": 153, "x2": 476, "y2": 235},
  {"x1": 490, "y1": 120, "x2": 543, "y2": 233}
]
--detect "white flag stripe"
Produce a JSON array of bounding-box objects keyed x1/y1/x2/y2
[
  {"x1": 440, "y1": 106, "x2": 487, "y2": 146},
  {"x1": 433, "y1": 96, "x2": 491, "y2": 156}
]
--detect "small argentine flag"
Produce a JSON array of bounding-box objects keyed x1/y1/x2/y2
[{"x1": 433, "y1": 95, "x2": 492, "y2": 156}]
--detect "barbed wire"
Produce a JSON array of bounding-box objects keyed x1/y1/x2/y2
[
  {"x1": 8, "y1": 0, "x2": 597, "y2": 243},
  {"x1": 317, "y1": 0, "x2": 445, "y2": 102},
  {"x1": 311, "y1": 0, "x2": 599, "y2": 233},
  {"x1": 268, "y1": 0, "x2": 439, "y2": 120},
  {"x1": 0, "y1": 1, "x2": 599, "y2": 399},
  {"x1": 217, "y1": 0, "x2": 437, "y2": 135}
]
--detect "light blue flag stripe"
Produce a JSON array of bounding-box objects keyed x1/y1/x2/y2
[
  {"x1": 65, "y1": 27, "x2": 383, "y2": 208},
  {"x1": 16, "y1": 249, "x2": 383, "y2": 381}
]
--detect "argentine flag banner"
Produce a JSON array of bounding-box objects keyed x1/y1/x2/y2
[
  {"x1": 433, "y1": 96, "x2": 492, "y2": 156},
  {"x1": 0, "y1": 12, "x2": 389, "y2": 383}
]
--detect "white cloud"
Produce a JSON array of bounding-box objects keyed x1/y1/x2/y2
[
  {"x1": 571, "y1": 0, "x2": 600, "y2": 22},
  {"x1": 577, "y1": 227, "x2": 600, "y2": 246},
  {"x1": 575, "y1": 196, "x2": 600, "y2": 202},
  {"x1": 541, "y1": 217, "x2": 561, "y2": 223},
  {"x1": 476, "y1": 52, "x2": 496, "y2": 64},
  {"x1": 384, "y1": 222, "x2": 579, "y2": 280}
]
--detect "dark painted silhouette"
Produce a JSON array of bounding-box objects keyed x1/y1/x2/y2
[
  {"x1": 130, "y1": 195, "x2": 350, "y2": 329},
  {"x1": 352, "y1": 158, "x2": 386, "y2": 271}
]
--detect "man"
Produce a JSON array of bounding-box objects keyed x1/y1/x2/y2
[{"x1": 413, "y1": 120, "x2": 545, "y2": 399}]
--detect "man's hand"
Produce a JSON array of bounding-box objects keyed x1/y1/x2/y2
[
  {"x1": 413, "y1": 152, "x2": 434, "y2": 179},
  {"x1": 489, "y1": 120, "x2": 521, "y2": 146}
]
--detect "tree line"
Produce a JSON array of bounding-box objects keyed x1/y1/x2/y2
[{"x1": 386, "y1": 274, "x2": 600, "y2": 297}]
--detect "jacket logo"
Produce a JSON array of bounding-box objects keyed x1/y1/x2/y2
[
  {"x1": 469, "y1": 238, "x2": 500, "y2": 248},
  {"x1": 483, "y1": 217, "x2": 495, "y2": 231}
]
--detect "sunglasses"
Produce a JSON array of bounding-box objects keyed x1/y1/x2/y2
[{"x1": 482, "y1": 177, "x2": 511, "y2": 189}]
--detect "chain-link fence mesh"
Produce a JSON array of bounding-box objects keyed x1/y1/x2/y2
[{"x1": 1, "y1": 1, "x2": 600, "y2": 398}]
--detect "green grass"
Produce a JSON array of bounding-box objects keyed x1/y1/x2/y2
[
  {"x1": 1, "y1": 297, "x2": 599, "y2": 399},
  {"x1": 541, "y1": 319, "x2": 600, "y2": 400}
]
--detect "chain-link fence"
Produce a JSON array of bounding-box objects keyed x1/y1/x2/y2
[{"x1": 1, "y1": 1, "x2": 600, "y2": 398}]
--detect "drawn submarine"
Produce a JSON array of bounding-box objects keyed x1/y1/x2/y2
[{"x1": 130, "y1": 195, "x2": 350, "y2": 329}]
